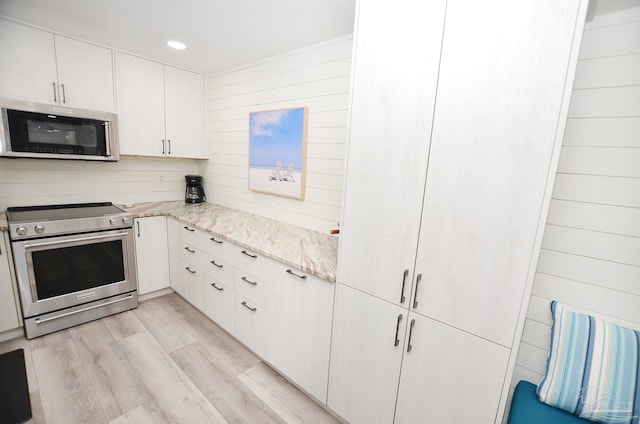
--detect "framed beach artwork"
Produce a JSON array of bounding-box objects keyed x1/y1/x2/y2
[{"x1": 248, "y1": 107, "x2": 308, "y2": 199}]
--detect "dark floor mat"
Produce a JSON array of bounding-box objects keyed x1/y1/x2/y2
[{"x1": 0, "y1": 349, "x2": 32, "y2": 424}]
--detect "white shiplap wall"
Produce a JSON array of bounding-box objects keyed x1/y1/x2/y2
[
  {"x1": 0, "y1": 156, "x2": 197, "y2": 209},
  {"x1": 201, "y1": 35, "x2": 352, "y2": 233},
  {"x1": 511, "y1": 6, "x2": 640, "y2": 388}
]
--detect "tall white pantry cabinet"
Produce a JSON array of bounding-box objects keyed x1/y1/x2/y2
[{"x1": 329, "y1": 1, "x2": 588, "y2": 423}]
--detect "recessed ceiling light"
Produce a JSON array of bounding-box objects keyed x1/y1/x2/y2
[{"x1": 167, "y1": 40, "x2": 186, "y2": 50}]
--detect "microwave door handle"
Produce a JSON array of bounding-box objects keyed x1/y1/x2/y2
[{"x1": 104, "y1": 121, "x2": 111, "y2": 156}]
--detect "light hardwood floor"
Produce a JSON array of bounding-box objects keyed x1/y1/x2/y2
[{"x1": 0, "y1": 293, "x2": 341, "y2": 424}]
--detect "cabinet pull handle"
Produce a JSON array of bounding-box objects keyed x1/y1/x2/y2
[
  {"x1": 183, "y1": 226, "x2": 195, "y2": 232},
  {"x1": 394, "y1": 314, "x2": 403, "y2": 347},
  {"x1": 184, "y1": 246, "x2": 195, "y2": 253},
  {"x1": 407, "y1": 319, "x2": 416, "y2": 352},
  {"x1": 167, "y1": 139, "x2": 171, "y2": 155},
  {"x1": 136, "y1": 221, "x2": 141, "y2": 237},
  {"x1": 52, "y1": 82, "x2": 57, "y2": 102},
  {"x1": 61, "y1": 83, "x2": 66, "y2": 103},
  {"x1": 241, "y1": 301, "x2": 257, "y2": 312},
  {"x1": 210, "y1": 282, "x2": 224, "y2": 291},
  {"x1": 241, "y1": 250, "x2": 257, "y2": 259},
  {"x1": 185, "y1": 266, "x2": 196, "y2": 274},
  {"x1": 286, "y1": 269, "x2": 307, "y2": 280},
  {"x1": 210, "y1": 260, "x2": 223, "y2": 268},
  {"x1": 400, "y1": 269, "x2": 409, "y2": 304},
  {"x1": 240, "y1": 276, "x2": 257, "y2": 286},
  {"x1": 412, "y1": 273, "x2": 422, "y2": 309},
  {"x1": 162, "y1": 139, "x2": 165, "y2": 155},
  {"x1": 210, "y1": 237, "x2": 223, "y2": 244}
]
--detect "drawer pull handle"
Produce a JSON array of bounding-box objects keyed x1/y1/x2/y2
[
  {"x1": 210, "y1": 282, "x2": 224, "y2": 291},
  {"x1": 185, "y1": 267, "x2": 196, "y2": 274},
  {"x1": 184, "y1": 246, "x2": 196, "y2": 253},
  {"x1": 286, "y1": 269, "x2": 307, "y2": 280},
  {"x1": 183, "y1": 226, "x2": 195, "y2": 232},
  {"x1": 210, "y1": 260, "x2": 223, "y2": 268},
  {"x1": 407, "y1": 319, "x2": 416, "y2": 352},
  {"x1": 240, "y1": 276, "x2": 257, "y2": 286},
  {"x1": 210, "y1": 237, "x2": 223, "y2": 244},
  {"x1": 241, "y1": 301, "x2": 257, "y2": 312},
  {"x1": 394, "y1": 314, "x2": 403, "y2": 347},
  {"x1": 241, "y1": 250, "x2": 257, "y2": 258}
]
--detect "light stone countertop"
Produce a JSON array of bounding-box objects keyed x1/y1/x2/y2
[{"x1": 121, "y1": 201, "x2": 339, "y2": 282}]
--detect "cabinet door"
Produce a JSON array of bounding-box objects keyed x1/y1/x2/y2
[
  {"x1": 268, "y1": 265, "x2": 334, "y2": 402},
  {"x1": 337, "y1": 0, "x2": 446, "y2": 305},
  {"x1": 164, "y1": 65, "x2": 206, "y2": 159},
  {"x1": 328, "y1": 284, "x2": 406, "y2": 424},
  {"x1": 0, "y1": 233, "x2": 20, "y2": 332},
  {"x1": 411, "y1": 0, "x2": 584, "y2": 347},
  {"x1": 134, "y1": 217, "x2": 170, "y2": 295},
  {"x1": 115, "y1": 52, "x2": 166, "y2": 156},
  {"x1": 0, "y1": 19, "x2": 57, "y2": 104},
  {"x1": 167, "y1": 218, "x2": 183, "y2": 296},
  {"x1": 54, "y1": 35, "x2": 114, "y2": 112},
  {"x1": 394, "y1": 313, "x2": 510, "y2": 423}
]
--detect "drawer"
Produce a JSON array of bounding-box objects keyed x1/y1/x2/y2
[
  {"x1": 203, "y1": 254, "x2": 234, "y2": 287},
  {"x1": 204, "y1": 278, "x2": 235, "y2": 335},
  {"x1": 235, "y1": 246, "x2": 271, "y2": 279},
  {"x1": 179, "y1": 224, "x2": 202, "y2": 249},
  {"x1": 235, "y1": 292, "x2": 267, "y2": 356},
  {"x1": 180, "y1": 243, "x2": 201, "y2": 269},
  {"x1": 180, "y1": 260, "x2": 205, "y2": 312},
  {"x1": 202, "y1": 234, "x2": 234, "y2": 264},
  {"x1": 234, "y1": 269, "x2": 267, "y2": 306}
]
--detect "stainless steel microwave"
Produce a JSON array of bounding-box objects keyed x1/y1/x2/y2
[{"x1": 0, "y1": 98, "x2": 119, "y2": 161}]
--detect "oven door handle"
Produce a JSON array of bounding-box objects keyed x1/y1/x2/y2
[{"x1": 24, "y1": 232, "x2": 130, "y2": 249}]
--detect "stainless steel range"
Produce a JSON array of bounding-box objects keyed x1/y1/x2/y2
[{"x1": 6, "y1": 202, "x2": 138, "y2": 339}]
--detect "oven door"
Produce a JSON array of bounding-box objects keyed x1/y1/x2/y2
[{"x1": 11, "y1": 228, "x2": 137, "y2": 318}]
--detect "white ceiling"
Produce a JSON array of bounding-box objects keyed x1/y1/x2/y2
[{"x1": 0, "y1": 0, "x2": 356, "y2": 75}]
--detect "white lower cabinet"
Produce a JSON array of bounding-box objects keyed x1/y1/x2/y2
[
  {"x1": 394, "y1": 313, "x2": 509, "y2": 423},
  {"x1": 0, "y1": 232, "x2": 20, "y2": 333},
  {"x1": 329, "y1": 284, "x2": 511, "y2": 424},
  {"x1": 165, "y1": 218, "x2": 336, "y2": 405},
  {"x1": 328, "y1": 284, "x2": 406, "y2": 424},
  {"x1": 134, "y1": 216, "x2": 170, "y2": 295},
  {"x1": 268, "y1": 265, "x2": 335, "y2": 403}
]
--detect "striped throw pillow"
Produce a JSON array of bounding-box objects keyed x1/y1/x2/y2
[{"x1": 537, "y1": 301, "x2": 640, "y2": 424}]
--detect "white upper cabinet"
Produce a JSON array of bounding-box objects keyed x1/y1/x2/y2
[
  {"x1": 115, "y1": 52, "x2": 206, "y2": 159},
  {"x1": 115, "y1": 52, "x2": 166, "y2": 156},
  {"x1": 53, "y1": 35, "x2": 115, "y2": 112},
  {"x1": 165, "y1": 66, "x2": 206, "y2": 159},
  {"x1": 336, "y1": 0, "x2": 446, "y2": 306},
  {"x1": 0, "y1": 19, "x2": 57, "y2": 105},
  {"x1": 0, "y1": 19, "x2": 114, "y2": 112}
]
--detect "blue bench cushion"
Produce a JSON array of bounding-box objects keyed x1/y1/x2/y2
[{"x1": 508, "y1": 381, "x2": 593, "y2": 424}]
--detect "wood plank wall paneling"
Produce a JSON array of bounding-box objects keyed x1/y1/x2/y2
[
  {"x1": 0, "y1": 157, "x2": 198, "y2": 209},
  {"x1": 511, "y1": 7, "x2": 640, "y2": 390},
  {"x1": 200, "y1": 35, "x2": 353, "y2": 233}
]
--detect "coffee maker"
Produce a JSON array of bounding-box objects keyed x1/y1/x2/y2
[{"x1": 185, "y1": 175, "x2": 205, "y2": 203}]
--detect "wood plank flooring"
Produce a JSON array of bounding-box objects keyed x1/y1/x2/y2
[{"x1": 0, "y1": 293, "x2": 341, "y2": 424}]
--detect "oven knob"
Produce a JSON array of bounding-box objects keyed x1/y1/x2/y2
[
  {"x1": 121, "y1": 216, "x2": 131, "y2": 225},
  {"x1": 109, "y1": 217, "x2": 118, "y2": 226},
  {"x1": 16, "y1": 226, "x2": 27, "y2": 236},
  {"x1": 34, "y1": 224, "x2": 45, "y2": 234}
]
